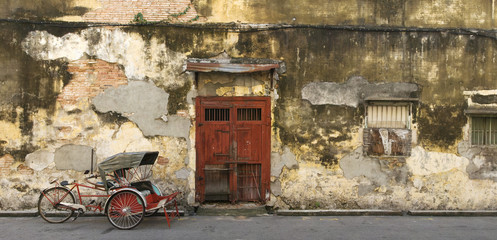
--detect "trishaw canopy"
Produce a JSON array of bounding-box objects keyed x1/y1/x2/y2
[{"x1": 98, "y1": 151, "x2": 159, "y2": 192}]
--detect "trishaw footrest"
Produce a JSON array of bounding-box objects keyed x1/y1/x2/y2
[{"x1": 162, "y1": 192, "x2": 181, "y2": 228}]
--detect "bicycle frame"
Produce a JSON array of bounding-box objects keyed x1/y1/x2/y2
[{"x1": 44, "y1": 179, "x2": 110, "y2": 213}]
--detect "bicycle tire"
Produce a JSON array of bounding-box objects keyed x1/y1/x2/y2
[
  {"x1": 106, "y1": 190, "x2": 145, "y2": 230},
  {"x1": 38, "y1": 187, "x2": 75, "y2": 223}
]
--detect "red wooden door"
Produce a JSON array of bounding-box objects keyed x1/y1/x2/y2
[{"x1": 195, "y1": 97, "x2": 270, "y2": 203}]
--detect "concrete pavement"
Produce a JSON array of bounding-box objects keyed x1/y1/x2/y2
[
  {"x1": 4, "y1": 209, "x2": 497, "y2": 217},
  {"x1": 2, "y1": 214, "x2": 497, "y2": 240}
]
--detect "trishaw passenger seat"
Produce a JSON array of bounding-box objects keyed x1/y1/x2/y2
[
  {"x1": 130, "y1": 181, "x2": 155, "y2": 195},
  {"x1": 139, "y1": 190, "x2": 151, "y2": 197}
]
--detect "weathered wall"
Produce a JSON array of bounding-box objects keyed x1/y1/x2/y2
[
  {"x1": 2, "y1": 0, "x2": 497, "y2": 29},
  {"x1": 0, "y1": 23, "x2": 196, "y2": 209},
  {"x1": 1, "y1": 0, "x2": 98, "y2": 21},
  {"x1": 196, "y1": 0, "x2": 497, "y2": 28},
  {"x1": 3, "y1": 13, "x2": 497, "y2": 211},
  {"x1": 1, "y1": 0, "x2": 199, "y2": 23}
]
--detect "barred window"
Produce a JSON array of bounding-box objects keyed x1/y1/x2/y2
[
  {"x1": 205, "y1": 109, "x2": 230, "y2": 121},
  {"x1": 471, "y1": 117, "x2": 497, "y2": 146},
  {"x1": 366, "y1": 104, "x2": 410, "y2": 129},
  {"x1": 237, "y1": 108, "x2": 261, "y2": 121},
  {"x1": 363, "y1": 101, "x2": 414, "y2": 157}
]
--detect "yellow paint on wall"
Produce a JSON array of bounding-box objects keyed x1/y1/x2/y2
[
  {"x1": 54, "y1": 16, "x2": 85, "y2": 22},
  {"x1": 215, "y1": 85, "x2": 266, "y2": 96},
  {"x1": 73, "y1": 0, "x2": 102, "y2": 9},
  {"x1": 0, "y1": 107, "x2": 24, "y2": 149},
  {"x1": 0, "y1": 121, "x2": 22, "y2": 146}
]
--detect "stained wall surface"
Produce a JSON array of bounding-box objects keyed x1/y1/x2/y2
[
  {"x1": 2, "y1": 1, "x2": 497, "y2": 211},
  {"x1": 2, "y1": 0, "x2": 497, "y2": 29}
]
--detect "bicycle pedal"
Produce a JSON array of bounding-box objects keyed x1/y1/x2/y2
[
  {"x1": 72, "y1": 209, "x2": 84, "y2": 222},
  {"x1": 89, "y1": 200, "x2": 96, "y2": 205}
]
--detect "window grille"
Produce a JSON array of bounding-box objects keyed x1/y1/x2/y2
[
  {"x1": 237, "y1": 108, "x2": 261, "y2": 121},
  {"x1": 471, "y1": 117, "x2": 497, "y2": 145},
  {"x1": 366, "y1": 105, "x2": 409, "y2": 129},
  {"x1": 205, "y1": 109, "x2": 230, "y2": 121}
]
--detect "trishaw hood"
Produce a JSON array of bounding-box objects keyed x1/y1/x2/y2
[
  {"x1": 98, "y1": 151, "x2": 159, "y2": 192},
  {"x1": 98, "y1": 151, "x2": 158, "y2": 172}
]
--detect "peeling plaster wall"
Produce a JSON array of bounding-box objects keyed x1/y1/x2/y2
[
  {"x1": 82, "y1": 0, "x2": 199, "y2": 23},
  {"x1": 1, "y1": 0, "x2": 199, "y2": 23},
  {"x1": 21, "y1": 28, "x2": 190, "y2": 89},
  {"x1": 197, "y1": 71, "x2": 271, "y2": 97},
  {"x1": 194, "y1": 0, "x2": 495, "y2": 29},
  {"x1": 54, "y1": 144, "x2": 96, "y2": 171},
  {"x1": 4, "y1": 19, "x2": 497, "y2": 211},
  {"x1": 3, "y1": 0, "x2": 496, "y2": 30},
  {"x1": 302, "y1": 76, "x2": 419, "y2": 107},
  {"x1": 92, "y1": 81, "x2": 190, "y2": 138},
  {"x1": 0, "y1": 24, "x2": 196, "y2": 210},
  {"x1": 1, "y1": 0, "x2": 98, "y2": 21}
]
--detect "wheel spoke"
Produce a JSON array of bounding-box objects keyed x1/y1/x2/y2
[
  {"x1": 38, "y1": 187, "x2": 75, "y2": 223},
  {"x1": 107, "y1": 191, "x2": 144, "y2": 229}
]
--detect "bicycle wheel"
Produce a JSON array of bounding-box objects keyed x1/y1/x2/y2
[
  {"x1": 38, "y1": 187, "x2": 75, "y2": 223},
  {"x1": 106, "y1": 190, "x2": 145, "y2": 230}
]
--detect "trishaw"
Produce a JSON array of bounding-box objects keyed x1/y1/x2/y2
[{"x1": 37, "y1": 151, "x2": 181, "y2": 230}]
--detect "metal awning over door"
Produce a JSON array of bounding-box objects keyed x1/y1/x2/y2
[
  {"x1": 186, "y1": 57, "x2": 285, "y2": 90},
  {"x1": 186, "y1": 57, "x2": 284, "y2": 73}
]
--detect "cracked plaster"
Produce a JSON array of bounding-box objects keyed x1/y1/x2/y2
[
  {"x1": 54, "y1": 144, "x2": 96, "y2": 171},
  {"x1": 339, "y1": 146, "x2": 390, "y2": 186},
  {"x1": 406, "y1": 146, "x2": 469, "y2": 176},
  {"x1": 175, "y1": 168, "x2": 190, "y2": 179},
  {"x1": 21, "y1": 28, "x2": 188, "y2": 88},
  {"x1": 302, "y1": 76, "x2": 419, "y2": 107},
  {"x1": 25, "y1": 150, "x2": 54, "y2": 171},
  {"x1": 92, "y1": 81, "x2": 191, "y2": 139},
  {"x1": 271, "y1": 146, "x2": 298, "y2": 177}
]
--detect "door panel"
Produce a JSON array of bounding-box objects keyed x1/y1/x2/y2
[
  {"x1": 196, "y1": 97, "x2": 270, "y2": 203},
  {"x1": 204, "y1": 124, "x2": 230, "y2": 164},
  {"x1": 202, "y1": 124, "x2": 231, "y2": 201},
  {"x1": 234, "y1": 125, "x2": 261, "y2": 163},
  {"x1": 204, "y1": 164, "x2": 230, "y2": 201},
  {"x1": 237, "y1": 164, "x2": 261, "y2": 201}
]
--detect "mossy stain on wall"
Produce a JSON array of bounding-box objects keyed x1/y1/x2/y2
[{"x1": 417, "y1": 104, "x2": 466, "y2": 152}]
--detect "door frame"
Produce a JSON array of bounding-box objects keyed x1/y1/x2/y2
[{"x1": 195, "y1": 96, "x2": 271, "y2": 203}]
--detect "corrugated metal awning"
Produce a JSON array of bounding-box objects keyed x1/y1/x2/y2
[
  {"x1": 365, "y1": 97, "x2": 419, "y2": 102},
  {"x1": 186, "y1": 58, "x2": 284, "y2": 73},
  {"x1": 465, "y1": 107, "x2": 497, "y2": 115}
]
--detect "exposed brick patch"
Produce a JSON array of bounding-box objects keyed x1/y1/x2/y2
[
  {"x1": 83, "y1": 0, "x2": 199, "y2": 23},
  {"x1": 156, "y1": 156, "x2": 169, "y2": 165},
  {"x1": 57, "y1": 59, "x2": 128, "y2": 107},
  {"x1": 16, "y1": 164, "x2": 34, "y2": 175},
  {"x1": 0, "y1": 154, "x2": 15, "y2": 175}
]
